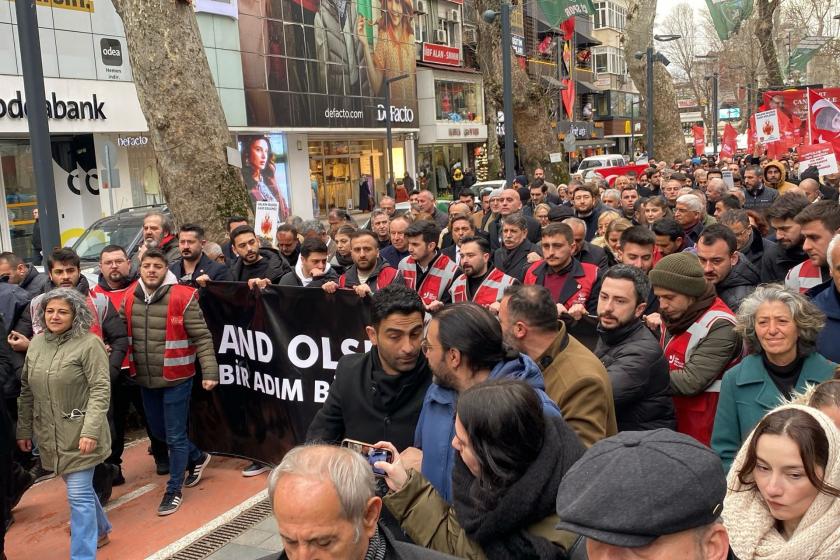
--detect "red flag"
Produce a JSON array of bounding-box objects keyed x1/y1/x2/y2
[
  {"x1": 561, "y1": 78, "x2": 575, "y2": 120},
  {"x1": 559, "y1": 17, "x2": 575, "y2": 41},
  {"x1": 692, "y1": 125, "x2": 705, "y2": 156},
  {"x1": 747, "y1": 115, "x2": 757, "y2": 154},
  {"x1": 721, "y1": 124, "x2": 738, "y2": 158},
  {"x1": 594, "y1": 164, "x2": 649, "y2": 187},
  {"x1": 809, "y1": 88, "x2": 840, "y2": 159}
]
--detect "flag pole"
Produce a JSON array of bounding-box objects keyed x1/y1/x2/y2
[{"x1": 806, "y1": 87, "x2": 812, "y2": 145}]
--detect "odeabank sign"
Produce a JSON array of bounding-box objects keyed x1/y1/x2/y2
[{"x1": 0, "y1": 91, "x2": 106, "y2": 121}]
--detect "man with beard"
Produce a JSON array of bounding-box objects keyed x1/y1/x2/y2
[
  {"x1": 572, "y1": 183, "x2": 604, "y2": 241},
  {"x1": 322, "y1": 230, "x2": 401, "y2": 297},
  {"x1": 652, "y1": 218, "x2": 691, "y2": 257},
  {"x1": 488, "y1": 188, "x2": 541, "y2": 251},
  {"x1": 135, "y1": 211, "x2": 180, "y2": 265},
  {"x1": 279, "y1": 238, "x2": 339, "y2": 287},
  {"x1": 229, "y1": 225, "x2": 290, "y2": 288},
  {"x1": 276, "y1": 224, "x2": 301, "y2": 267},
  {"x1": 0, "y1": 252, "x2": 49, "y2": 297},
  {"x1": 762, "y1": 160, "x2": 797, "y2": 194},
  {"x1": 91, "y1": 245, "x2": 168, "y2": 483},
  {"x1": 619, "y1": 187, "x2": 638, "y2": 222},
  {"x1": 169, "y1": 224, "x2": 232, "y2": 292},
  {"x1": 742, "y1": 165, "x2": 778, "y2": 211},
  {"x1": 441, "y1": 214, "x2": 476, "y2": 265},
  {"x1": 306, "y1": 284, "x2": 432, "y2": 452},
  {"x1": 398, "y1": 221, "x2": 459, "y2": 313},
  {"x1": 410, "y1": 303, "x2": 559, "y2": 501},
  {"x1": 493, "y1": 212, "x2": 541, "y2": 282},
  {"x1": 450, "y1": 237, "x2": 517, "y2": 307},
  {"x1": 785, "y1": 200, "x2": 840, "y2": 293},
  {"x1": 695, "y1": 226, "x2": 759, "y2": 313},
  {"x1": 637, "y1": 168, "x2": 661, "y2": 198},
  {"x1": 523, "y1": 222, "x2": 600, "y2": 320},
  {"x1": 370, "y1": 210, "x2": 391, "y2": 249},
  {"x1": 649, "y1": 253, "x2": 742, "y2": 446},
  {"x1": 380, "y1": 215, "x2": 411, "y2": 267},
  {"x1": 122, "y1": 249, "x2": 218, "y2": 515},
  {"x1": 761, "y1": 194, "x2": 809, "y2": 282},
  {"x1": 220, "y1": 216, "x2": 248, "y2": 265},
  {"x1": 499, "y1": 284, "x2": 617, "y2": 447},
  {"x1": 595, "y1": 265, "x2": 675, "y2": 432}
]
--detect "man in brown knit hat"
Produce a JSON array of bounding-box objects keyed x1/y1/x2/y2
[{"x1": 649, "y1": 253, "x2": 743, "y2": 446}]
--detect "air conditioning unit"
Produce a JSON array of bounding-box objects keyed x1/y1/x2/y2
[
  {"x1": 463, "y1": 26, "x2": 477, "y2": 44},
  {"x1": 415, "y1": 0, "x2": 427, "y2": 14},
  {"x1": 448, "y1": 9, "x2": 460, "y2": 23},
  {"x1": 434, "y1": 29, "x2": 448, "y2": 44}
]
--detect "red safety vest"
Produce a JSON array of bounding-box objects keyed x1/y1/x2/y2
[
  {"x1": 661, "y1": 297, "x2": 741, "y2": 446},
  {"x1": 523, "y1": 260, "x2": 599, "y2": 309},
  {"x1": 450, "y1": 268, "x2": 517, "y2": 305},
  {"x1": 339, "y1": 265, "x2": 399, "y2": 293},
  {"x1": 30, "y1": 290, "x2": 107, "y2": 339},
  {"x1": 785, "y1": 259, "x2": 824, "y2": 294},
  {"x1": 124, "y1": 283, "x2": 199, "y2": 381},
  {"x1": 91, "y1": 283, "x2": 132, "y2": 369},
  {"x1": 398, "y1": 253, "x2": 459, "y2": 306}
]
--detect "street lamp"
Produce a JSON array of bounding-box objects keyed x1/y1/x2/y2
[
  {"x1": 697, "y1": 54, "x2": 719, "y2": 156},
  {"x1": 385, "y1": 73, "x2": 409, "y2": 197},
  {"x1": 483, "y1": 4, "x2": 515, "y2": 183},
  {"x1": 634, "y1": 34, "x2": 681, "y2": 161}
]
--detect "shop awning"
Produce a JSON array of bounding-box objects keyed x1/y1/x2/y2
[
  {"x1": 574, "y1": 29, "x2": 601, "y2": 48},
  {"x1": 575, "y1": 80, "x2": 602, "y2": 95},
  {"x1": 573, "y1": 139, "x2": 615, "y2": 148}
]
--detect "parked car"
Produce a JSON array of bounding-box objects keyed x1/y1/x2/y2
[{"x1": 574, "y1": 155, "x2": 626, "y2": 182}]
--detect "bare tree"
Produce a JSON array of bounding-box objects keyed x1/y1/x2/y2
[
  {"x1": 755, "y1": 0, "x2": 784, "y2": 87},
  {"x1": 623, "y1": 0, "x2": 687, "y2": 162},
  {"x1": 781, "y1": 0, "x2": 840, "y2": 86},
  {"x1": 111, "y1": 0, "x2": 250, "y2": 241}
]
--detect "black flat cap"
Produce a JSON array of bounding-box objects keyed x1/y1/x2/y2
[
  {"x1": 555, "y1": 429, "x2": 726, "y2": 548},
  {"x1": 548, "y1": 205, "x2": 574, "y2": 221}
]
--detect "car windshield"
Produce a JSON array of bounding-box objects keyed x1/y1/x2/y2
[
  {"x1": 72, "y1": 215, "x2": 143, "y2": 261},
  {"x1": 577, "y1": 160, "x2": 601, "y2": 171}
]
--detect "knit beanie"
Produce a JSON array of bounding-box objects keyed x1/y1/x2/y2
[{"x1": 649, "y1": 253, "x2": 706, "y2": 297}]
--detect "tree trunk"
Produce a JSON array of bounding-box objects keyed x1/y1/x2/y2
[
  {"x1": 111, "y1": 0, "x2": 250, "y2": 242},
  {"x1": 623, "y1": 0, "x2": 687, "y2": 163},
  {"x1": 755, "y1": 0, "x2": 784, "y2": 87}
]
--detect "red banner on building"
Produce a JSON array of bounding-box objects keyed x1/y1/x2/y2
[
  {"x1": 421, "y1": 43, "x2": 460, "y2": 66},
  {"x1": 692, "y1": 125, "x2": 705, "y2": 156}
]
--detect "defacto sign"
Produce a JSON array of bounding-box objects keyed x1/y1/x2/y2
[
  {"x1": 376, "y1": 104, "x2": 415, "y2": 124},
  {"x1": 0, "y1": 76, "x2": 147, "y2": 134}
]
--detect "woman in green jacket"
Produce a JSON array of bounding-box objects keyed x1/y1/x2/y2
[
  {"x1": 374, "y1": 379, "x2": 585, "y2": 560},
  {"x1": 712, "y1": 285, "x2": 836, "y2": 473},
  {"x1": 16, "y1": 288, "x2": 112, "y2": 559}
]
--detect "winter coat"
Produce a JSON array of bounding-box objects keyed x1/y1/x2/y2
[
  {"x1": 121, "y1": 272, "x2": 219, "y2": 390},
  {"x1": 493, "y1": 241, "x2": 540, "y2": 283},
  {"x1": 760, "y1": 242, "x2": 807, "y2": 283},
  {"x1": 743, "y1": 183, "x2": 779, "y2": 211},
  {"x1": 385, "y1": 415, "x2": 584, "y2": 560},
  {"x1": 230, "y1": 248, "x2": 290, "y2": 284},
  {"x1": 19, "y1": 265, "x2": 49, "y2": 297},
  {"x1": 741, "y1": 228, "x2": 776, "y2": 271},
  {"x1": 812, "y1": 282, "x2": 840, "y2": 364},
  {"x1": 306, "y1": 350, "x2": 432, "y2": 452},
  {"x1": 414, "y1": 354, "x2": 561, "y2": 502},
  {"x1": 716, "y1": 254, "x2": 760, "y2": 312},
  {"x1": 536, "y1": 326, "x2": 618, "y2": 447},
  {"x1": 577, "y1": 241, "x2": 609, "y2": 275},
  {"x1": 0, "y1": 280, "x2": 29, "y2": 337},
  {"x1": 595, "y1": 320, "x2": 676, "y2": 432},
  {"x1": 169, "y1": 253, "x2": 233, "y2": 286},
  {"x1": 712, "y1": 353, "x2": 836, "y2": 474},
  {"x1": 17, "y1": 331, "x2": 111, "y2": 475},
  {"x1": 0, "y1": 317, "x2": 16, "y2": 400},
  {"x1": 488, "y1": 214, "x2": 541, "y2": 252}
]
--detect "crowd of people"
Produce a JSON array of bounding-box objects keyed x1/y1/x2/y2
[{"x1": 1, "y1": 150, "x2": 840, "y2": 559}]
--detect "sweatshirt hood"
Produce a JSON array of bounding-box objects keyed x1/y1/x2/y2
[
  {"x1": 294, "y1": 257, "x2": 332, "y2": 287},
  {"x1": 763, "y1": 160, "x2": 788, "y2": 184},
  {"x1": 489, "y1": 353, "x2": 547, "y2": 390}
]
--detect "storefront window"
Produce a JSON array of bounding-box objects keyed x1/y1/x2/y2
[
  {"x1": 417, "y1": 144, "x2": 467, "y2": 197},
  {"x1": 126, "y1": 142, "x2": 162, "y2": 206},
  {"x1": 308, "y1": 139, "x2": 385, "y2": 212},
  {"x1": 435, "y1": 80, "x2": 482, "y2": 123},
  {"x1": 0, "y1": 142, "x2": 37, "y2": 262}
]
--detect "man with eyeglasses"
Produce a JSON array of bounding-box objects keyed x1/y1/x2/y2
[{"x1": 91, "y1": 245, "x2": 169, "y2": 484}]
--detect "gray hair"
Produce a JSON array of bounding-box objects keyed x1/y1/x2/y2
[
  {"x1": 203, "y1": 242, "x2": 223, "y2": 260},
  {"x1": 502, "y1": 211, "x2": 527, "y2": 231},
  {"x1": 828, "y1": 233, "x2": 840, "y2": 270},
  {"x1": 735, "y1": 284, "x2": 825, "y2": 355},
  {"x1": 706, "y1": 178, "x2": 727, "y2": 195},
  {"x1": 300, "y1": 219, "x2": 326, "y2": 236},
  {"x1": 267, "y1": 445, "x2": 374, "y2": 533},
  {"x1": 676, "y1": 194, "x2": 703, "y2": 213},
  {"x1": 719, "y1": 209, "x2": 750, "y2": 229},
  {"x1": 144, "y1": 211, "x2": 173, "y2": 235},
  {"x1": 602, "y1": 188, "x2": 621, "y2": 203},
  {"x1": 563, "y1": 216, "x2": 587, "y2": 238},
  {"x1": 37, "y1": 288, "x2": 93, "y2": 338},
  {"x1": 370, "y1": 209, "x2": 388, "y2": 221}
]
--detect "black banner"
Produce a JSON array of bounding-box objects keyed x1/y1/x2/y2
[{"x1": 190, "y1": 283, "x2": 371, "y2": 465}]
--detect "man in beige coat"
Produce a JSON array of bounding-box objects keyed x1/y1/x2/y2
[{"x1": 499, "y1": 284, "x2": 617, "y2": 447}]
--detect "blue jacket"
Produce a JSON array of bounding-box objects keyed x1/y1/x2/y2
[
  {"x1": 712, "y1": 352, "x2": 835, "y2": 473},
  {"x1": 414, "y1": 354, "x2": 560, "y2": 502},
  {"x1": 813, "y1": 283, "x2": 840, "y2": 364}
]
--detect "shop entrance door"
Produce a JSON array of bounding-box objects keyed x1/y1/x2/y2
[{"x1": 0, "y1": 142, "x2": 38, "y2": 263}]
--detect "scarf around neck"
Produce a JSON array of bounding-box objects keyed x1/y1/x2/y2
[{"x1": 662, "y1": 283, "x2": 717, "y2": 334}]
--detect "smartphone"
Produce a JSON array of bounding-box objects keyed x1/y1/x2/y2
[{"x1": 340, "y1": 439, "x2": 394, "y2": 477}]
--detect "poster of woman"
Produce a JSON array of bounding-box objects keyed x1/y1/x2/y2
[
  {"x1": 357, "y1": 0, "x2": 416, "y2": 103},
  {"x1": 240, "y1": 135, "x2": 291, "y2": 220}
]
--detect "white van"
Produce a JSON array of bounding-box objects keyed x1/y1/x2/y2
[{"x1": 574, "y1": 155, "x2": 627, "y2": 181}]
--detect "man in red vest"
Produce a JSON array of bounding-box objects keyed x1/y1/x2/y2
[
  {"x1": 649, "y1": 253, "x2": 743, "y2": 446},
  {"x1": 398, "y1": 220, "x2": 459, "y2": 313},
  {"x1": 523, "y1": 222, "x2": 600, "y2": 321},
  {"x1": 322, "y1": 230, "x2": 402, "y2": 297},
  {"x1": 121, "y1": 249, "x2": 219, "y2": 516},
  {"x1": 450, "y1": 236, "x2": 517, "y2": 309}
]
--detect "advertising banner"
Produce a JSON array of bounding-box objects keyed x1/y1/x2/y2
[
  {"x1": 238, "y1": 134, "x2": 291, "y2": 218},
  {"x1": 238, "y1": 0, "x2": 418, "y2": 129},
  {"x1": 755, "y1": 109, "x2": 781, "y2": 144},
  {"x1": 798, "y1": 143, "x2": 839, "y2": 177},
  {"x1": 190, "y1": 283, "x2": 372, "y2": 465}
]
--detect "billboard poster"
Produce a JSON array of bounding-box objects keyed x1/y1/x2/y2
[
  {"x1": 238, "y1": 0, "x2": 418, "y2": 129},
  {"x1": 239, "y1": 134, "x2": 291, "y2": 219}
]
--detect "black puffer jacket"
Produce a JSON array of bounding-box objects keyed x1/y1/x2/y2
[
  {"x1": 717, "y1": 254, "x2": 760, "y2": 312},
  {"x1": 594, "y1": 320, "x2": 676, "y2": 432}
]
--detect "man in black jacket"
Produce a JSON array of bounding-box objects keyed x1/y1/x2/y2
[
  {"x1": 595, "y1": 266, "x2": 675, "y2": 432},
  {"x1": 169, "y1": 224, "x2": 233, "y2": 295},
  {"x1": 493, "y1": 212, "x2": 540, "y2": 282},
  {"x1": 696, "y1": 225, "x2": 759, "y2": 312},
  {"x1": 761, "y1": 193, "x2": 810, "y2": 282},
  {"x1": 279, "y1": 238, "x2": 340, "y2": 287},
  {"x1": 488, "y1": 188, "x2": 541, "y2": 251},
  {"x1": 0, "y1": 252, "x2": 49, "y2": 297},
  {"x1": 306, "y1": 284, "x2": 431, "y2": 451},
  {"x1": 229, "y1": 225, "x2": 290, "y2": 288}
]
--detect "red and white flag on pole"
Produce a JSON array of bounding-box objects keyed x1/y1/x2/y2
[
  {"x1": 809, "y1": 88, "x2": 840, "y2": 159},
  {"x1": 692, "y1": 125, "x2": 706, "y2": 156},
  {"x1": 721, "y1": 123, "x2": 738, "y2": 158},
  {"x1": 594, "y1": 163, "x2": 650, "y2": 187}
]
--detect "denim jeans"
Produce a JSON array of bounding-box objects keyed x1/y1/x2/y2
[
  {"x1": 64, "y1": 467, "x2": 111, "y2": 560},
  {"x1": 141, "y1": 378, "x2": 203, "y2": 494}
]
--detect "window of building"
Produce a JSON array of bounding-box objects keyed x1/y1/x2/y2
[
  {"x1": 593, "y1": 46, "x2": 626, "y2": 76},
  {"x1": 593, "y1": 2, "x2": 626, "y2": 31},
  {"x1": 414, "y1": 12, "x2": 427, "y2": 43},
  {"x1": 435, "y1": 80, "x2": 482, "y2": 122}
]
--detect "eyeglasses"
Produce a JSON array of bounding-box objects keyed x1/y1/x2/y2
[{"x1": 420, "y1": 339, "x2": 439, "y2": 354}]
